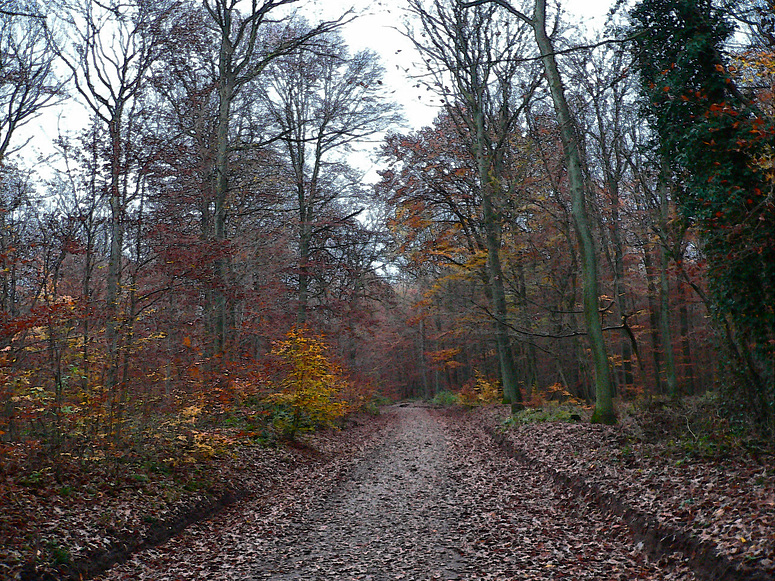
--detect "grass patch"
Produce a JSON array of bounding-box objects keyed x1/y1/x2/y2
[{"x1": 363, "y1": 394, "x2": 393, "y2": 415}]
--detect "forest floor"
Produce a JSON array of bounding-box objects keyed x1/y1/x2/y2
[{"x1": 2, "y1": 401, "x2": 774, "y2": 580}]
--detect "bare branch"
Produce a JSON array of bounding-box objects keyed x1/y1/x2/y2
[
  {"x1": 460, "y1": 0, "x2": 531, "y2": 25},
  {"x1": 0, "y1": 9, "x2": 45, "y2": 19}
]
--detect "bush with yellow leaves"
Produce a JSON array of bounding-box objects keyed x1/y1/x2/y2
[
  {"x1": 458, "y1": 370, "x2": 502, "y2": 407},
  {"x1": 266, "y1": 328, "x2": 347, "y2": 440}
]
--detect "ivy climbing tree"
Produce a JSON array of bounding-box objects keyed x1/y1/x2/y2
[{"x1": 629, "y1": 0, "x2": 775, "y2": 427}]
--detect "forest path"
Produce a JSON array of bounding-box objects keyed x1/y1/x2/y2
[
  {"x1": 251, "y1": 405, "x2": 465, "y2": 579},
  {"x1": 99, "y1": 405, "x2": 696, "y2": 580}
]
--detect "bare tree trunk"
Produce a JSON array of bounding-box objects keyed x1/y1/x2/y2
[
  {"x1": 481, "y1": 177, "x2": 522, "y2": 406},
  {"x1": 658, "y1": 174, "x2": 678, "y2": 397},
  {"x1": 679, "y1": 279, "x2": 696, "y2": 394},
  {"x1": 105, "y1": 113, "x2": 125, "y2": 397},
  {"x1": 419, "y1": 316, "x2": 429, "y2": 398},
  {"x1": 516, "y1": 261, "x2": 537, "y2": 396},
  {"x1": 659, "y1": 241, "x2": 678, "y2": 397},
  {"x1": 606, "y1": 175, "x2": 634, "y2": 392},
  {"x1": 295, "y1": 154, "x2": 313, "y2": 326},
  {"x1": 474, "y1": 106, "x2": 523, "y2": 408},
  {"x1": 531, "y1": 0, "x2": 614, "y2": 423},
  {"x1": 213, "y1": 48, "x2": 234, "y2": 358},
  {"x1": 642, "y1": 246, "x2": 664, "y2": 394}
]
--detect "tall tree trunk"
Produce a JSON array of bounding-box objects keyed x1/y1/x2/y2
[
  {"x1": 297, "y1": 222, "x2": 311, "y2": 326},
  {"x1": 516, "y1": 261, "x2": 537, "y2": 396},
  {"x1": 296, "y1": 155, "x2": 320, "y2": 326},
  {"x1": 642, "y1": 246, "x2": 664, "y2": 393},
  {"x1": 531, "y1": 0, "x2": 614, "y2": 423},
  {"x1": 658, "y1": 175, "x2": 678, "y2": 397},
  {"x1": 105, "y1": 111, "x2": 125, "y2": 405},
  {"x1": 81, "y1": 212, "x2": 95, "y2": 397},
  {"x1": 419, "y1": 316, "x2": 429, "y2": 398},
  {"x1": 476, "y1": 112, "x2": 522, "y2": 408},
  {"x1": 679, "y1": 279, "x2": 696, "y2": 394},
  {"x1": 213, "y1": 31, "x2": 235, "y2": 359},
  {"x1": 607, "y1": 175, "x2": 634, "y2": 392},
  {"x1": 659, "y1": 242, "x2": 678, "y2": 397}
]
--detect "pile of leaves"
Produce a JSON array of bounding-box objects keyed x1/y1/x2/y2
[{"x1": 473, "y1": 396, "x2": 775, "y2": 579}]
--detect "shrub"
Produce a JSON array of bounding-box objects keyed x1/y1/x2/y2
[
  {"x1": 528, "y1": 382, "x2": 583, "y2": 408},
  {"x1": 363, "y1": 393, "x2": 393, "y2": 415},
  {"x1": 265, "y1": 329, "x2": 347, "y2": 440},
  {"x1": 431, "y1": 390, "x2": 459, "y2": 406},
  {"x1": 458, "y1": 370, "x2": 501, "y2": 407}
]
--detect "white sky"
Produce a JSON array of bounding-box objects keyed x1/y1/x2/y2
[
  {"x1": 17, "y1": 0, "x2": 617, "y2": 177},
  {"x1": 306, "y1": 0, "x2": 618, "y2": 130},
  {"x1": 296, "y1": 0, "x2": 617, "y2": 180}
]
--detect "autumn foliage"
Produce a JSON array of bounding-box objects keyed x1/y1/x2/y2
[
  {"x1": 266, "y1": 329, "x2": 348, "y2": 440},
  {"x1": 2, "y1": 0, "x2": 775, "y2": 577},
  {"x1": 630, "y1": 0, "x2": 775, "y2": 425}
]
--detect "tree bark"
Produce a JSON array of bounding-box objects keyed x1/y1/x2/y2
[
  {"x1": 212, "y1": 13, "x2": 236, "y2": 358},
  {"x1": 679, "y1": 278, "x2": 696, "y2": 394},
  {"x1": 657, "y1": 176, "x2": 678, "y2": 397},
  {"x1": 477, "y1": 129, "x2": 523, "y2": 407},
  {"x1": 105, "y1": 111, "x2": 125, "y2": 396},
  {"x1": 531, "y1": 0, "x2": 614, "y2": 423},
  {"x1": 641, "y1": 246, "x2": 664, "y2": 393},
  {"x1": 658, "y1": 247, "x2": 678, "y2": 396}
]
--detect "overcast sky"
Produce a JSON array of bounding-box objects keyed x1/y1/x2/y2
[
  {"x1": 290, "y1": 0, "x2": 618, "y2": 180},
  {"x1": 305, "y1": 0, "x2": 618, "y2": 130},
  {"x1": 18, "y1": 0, "x2": 617, "y2": 177}
]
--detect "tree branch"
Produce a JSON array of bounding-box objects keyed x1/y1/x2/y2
[
  {"x1": 0, "y1": 9, "x2": 45, "y2": 18},
  {"x1": 460, "y1": 0, "x2": 532, "y2": 25}
]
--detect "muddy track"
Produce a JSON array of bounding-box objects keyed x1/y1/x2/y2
[
  {"x1": 99, "y1": 405, "x2": 697, "y2": 580},
  {"x1": 251, "y1": 405, "x2": 464, "y2": 580}
]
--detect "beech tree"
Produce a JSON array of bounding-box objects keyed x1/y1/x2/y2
[
  {"x1": 405, "y1": 0, "x2": 540, "y2": 407},
  {"x1": 0, "y1": 165, "x2": 39, "y2": 347},
  {"x1": 464, "y1": 0, "x2": 616, "y2": 423},
  {"x1": 255, "y1": 25, "x2": 400, "y2": 325},
  {"x1": 566, "y1": 45, "x2": 637, "y2": 394},
  {"x1": 54, "y1": 0, "x2": 177, "y2": 398},
  {"x1": 202, "y1": 0, "x2": 346, "y2": 357},
  {"x1": 378, "y1": 114, "x2": 496, "y2": 396},
  {"x1": 47, "y1": 121, "x2": 110, "y2": 400}
]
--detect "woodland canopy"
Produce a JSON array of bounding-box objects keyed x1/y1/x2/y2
[{"x1": 0, "y1": 0, "x2": 773, "y2": 490}]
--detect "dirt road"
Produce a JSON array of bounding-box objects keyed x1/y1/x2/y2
[{"x1": 100, "y1": 405, "x2": 695, "y2": 580}]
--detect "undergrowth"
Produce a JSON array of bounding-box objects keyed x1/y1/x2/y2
[
  {"x1": 504, "y1": 402, "x2": 584, "y2": 426},
  {"x1": 619, "y1": 392, "x2": 772, "y2": 462},
  {"x1": 431, "y1": 390, "x2": 459, "y2": 406},
  {"x1": 431, "y1": 371, "x2": 502, "y2": 408},
  {"x1": 502, "y1": 382, "x2": 587, "y2": 426}
]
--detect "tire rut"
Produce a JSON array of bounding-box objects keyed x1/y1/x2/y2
[{"x1": 99, "y1": 405, "x2": 697, "y2": 580}]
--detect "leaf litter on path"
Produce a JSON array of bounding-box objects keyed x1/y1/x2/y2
[{"x1": 98, "y1": 405, "x2": 697, "y2": 580}]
